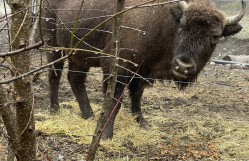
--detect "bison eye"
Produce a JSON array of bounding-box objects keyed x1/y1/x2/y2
[{"x1": 210, "y1": 35, "x2": 220, "y2": 45}]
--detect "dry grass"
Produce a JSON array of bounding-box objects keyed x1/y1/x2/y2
[
  {"x1": 35, "y1": 84, "x2": 249, "y2": 160},
  {"x1": 35, "y1": 101, "x2": 162, "y2": 158}
]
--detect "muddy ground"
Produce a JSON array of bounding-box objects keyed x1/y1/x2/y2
[{"x1": 0, "y1": 2, "x2": 249, "y2": 161}]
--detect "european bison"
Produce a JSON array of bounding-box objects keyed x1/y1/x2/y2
[{"x1": 43, "y1": 0, "x2": 246, "y2": 138}]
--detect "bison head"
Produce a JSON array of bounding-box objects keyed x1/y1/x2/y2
[{"x1": 170, "y1": 0, "x2": 246, "y2": 89}]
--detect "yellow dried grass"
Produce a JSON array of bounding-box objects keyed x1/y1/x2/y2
[
  {"x1": 36, "y1": 101, "x2": 161, "y2": 152},
  {"x1": 36, "y1": 99, "x2": 249, "y2": 159}
]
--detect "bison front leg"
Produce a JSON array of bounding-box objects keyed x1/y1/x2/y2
[
  {"x1": 47, "y1": 51, "x2": 64, "y2": 113},
  {"x1": 67, "y1": 60, "x2": 94, "y2": 119},
  {"x1": 102, "y1": 76, "x2": 127, "y2": 139},
  {"x1": 129, "y1": 78, "x2": 150, "y2": 129}
]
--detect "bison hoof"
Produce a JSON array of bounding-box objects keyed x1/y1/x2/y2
[
  {"x1": 135, "y1": 114, "x2": 151, "y2": 130},
  {"x1": 81, "y1": 112, "x2": 95, "y2": 119},
  {"x1": 50, "y1": 105, "x2": 60, "y2": 114},
  {"x1": 139, "y1": 119, "x2": 151, "y2": 130},
  {"x1": 102, "y1": 131, "x2": 113, "y2": 140}
]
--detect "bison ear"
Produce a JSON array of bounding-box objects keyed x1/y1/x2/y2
[
  {"x1": 222, "y1": 23, "x2": 242, "y2": 37},
  {"x1": 170, "y1": 6, "x2": 183, "y2": 23}
]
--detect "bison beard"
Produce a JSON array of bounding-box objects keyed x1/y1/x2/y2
[
  {"x1": 43, "y1": 0, "x2": 246, "y2": 139},
  {"x1": 174, "y1": 77, "x2": 197, "y2": 90}
]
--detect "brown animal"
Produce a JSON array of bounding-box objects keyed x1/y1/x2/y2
[{"x1": 43, "y1": 0, "x2": 246, "y2": 138}]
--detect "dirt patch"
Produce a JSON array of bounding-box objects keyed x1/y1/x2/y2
[{"x1": 214, "y1": 37, "x2": 249, "y2": 59}]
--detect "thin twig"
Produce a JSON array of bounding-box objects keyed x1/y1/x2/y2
[
  {"x1": 0, "y1": 54, "x2": 71, "y2": 84},
  {"x1": 125, "y1": 0, "x2": 182, "y2": 9},
  {"x1": 3, "y1": 0, "x2": 11, "y2": 50},
  {"x1": 0, "y1": 41, "x2": 43, "y2": 57},
  {"x1": 41, "y1": 27, "x2": 112, "y2": 33},
  {"x1": 40, "y1": 46, "x2": 138, "y2": 66},
  {"x1": 0, "y1": 4, "x2": 40, "y2": 22},
  {"x1": 53, "y1": 15, "x2": 114, "y2": 25},
  {"x1": 0, "y1": 100, "x2": 22, "y2": 109},
  {"x1": 74, "y1": 0, "x2": 182, "y2": 49},
  {"x1": 4, "y1": 57, "x2": 21, "y2": 77},
  {"x1": 70, "y1": 0, "x2": 85, "y2": 48},
  {"x1": 116, "y1": 64, "x2": 153, "y2": 85},
  {"x1": 44, "y1": 0, "x2": 101, "y2": 51}
]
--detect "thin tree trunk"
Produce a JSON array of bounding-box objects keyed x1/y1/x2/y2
[
  {"x1": 1, "y1": 1, "x2": 16, "y2": 160},
  {"x1": 0, "y1": 85, "x2": 16, "y2": 160},
  {"x1": 86, "y1": 0, "x2": 125, "y2": 160},
  {"x1": 8, "y1": 0, "x2": 36, "y2": 160}
]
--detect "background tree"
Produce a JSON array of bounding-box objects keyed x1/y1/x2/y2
[
  {"x1": 87, "y1": 0, "x2": 125, "y2": 160},
  {"x1": 6, "y1": 0, "x2": 36, "y2": 160}
]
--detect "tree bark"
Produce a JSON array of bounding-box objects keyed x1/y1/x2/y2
[
  {"x1": 9, "y1": 0, "x2": 36, "y2": 160},
  {"x1": 0, "y1": 85, "x2": 16, "y2": 160},
  {"x1": 86, "y1": 0, "x2": 125, "y2": 160}
]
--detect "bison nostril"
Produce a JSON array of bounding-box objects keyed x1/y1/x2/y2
[
  {"x1": 173, "y1": 57, "x2": 196, "y2": 75},
  {"x1": 176, "y1": 57, "x2": 194, "y2": 69}
]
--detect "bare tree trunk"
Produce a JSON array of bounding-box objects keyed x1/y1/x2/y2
[
  {"x1": 86, "y1": 0, "x2": 125, "y2": 160},
  {"x1": 8, "y1": 0, "x2": 36, "y2": 160},
  {"x1": 0, "y1": 85, "x2": 16, "y2": 160}
]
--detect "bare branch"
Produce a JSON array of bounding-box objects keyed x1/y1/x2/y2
[
  {"x1": 3, "y1": 0, "x2": 11, "y2": 49},
  {"x1": 116, "y1": 64, "x2": 153, "y2": 85},
  {"x1": 0, "y1": 53, "x2": 70, "y2": 84},
  {"x1": 40, "y1": 46, "x2": 138, "y2": 66},
  {"x1": 74, "y1": 0, "x2": 159, "y2": 49},
  {"x1": 5, "y1": 57, "x2": 21, "y2": 77},
  {"x1": 70, "y1": 0, "x2": 85, "y2": 48},
  {"x1": 0, "y1": 100, "x2": 22, "y2": 110},
  {"x1": 125, "y1": 0, "x2": 182, "y2": 9},
  {"x1": 121, "y1": 25, "x2": 146, "y2": 34},
  {"x1": 44, "y1": 0, "x2": 101, "y2": 51},
  {"x1": 0, "y1": 41, "x2": 43, "y2": 57}
]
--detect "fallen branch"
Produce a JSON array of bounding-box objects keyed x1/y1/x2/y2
[
  {"x1": 223, "y1": 55, "x2": 249, "y2": 64},
  {"x1": 212, "y1": 59, "x2": 249, "y2": 67}
]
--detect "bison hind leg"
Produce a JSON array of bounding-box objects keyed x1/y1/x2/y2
[{"x1": 47, "y1": 51, "x2": 65, "y2": 114}]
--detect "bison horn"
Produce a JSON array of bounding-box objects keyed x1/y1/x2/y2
[
  {"x1": 225, "y1": 0, "x2": 246, "y2": 26},
  {"x1": 177, "y1": 1, "x2": 189, "y2": 10}
]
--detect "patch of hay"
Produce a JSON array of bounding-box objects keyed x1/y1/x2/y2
[
  {"x1": 36, "y1": 99, "x2": 249, "y2": 159},
  {"x1": 36, "y1": 101, "x2": 161, "y2": 153},
  {"x1": 36, "y1": 101, "x2": 96, "y2": 142}
]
